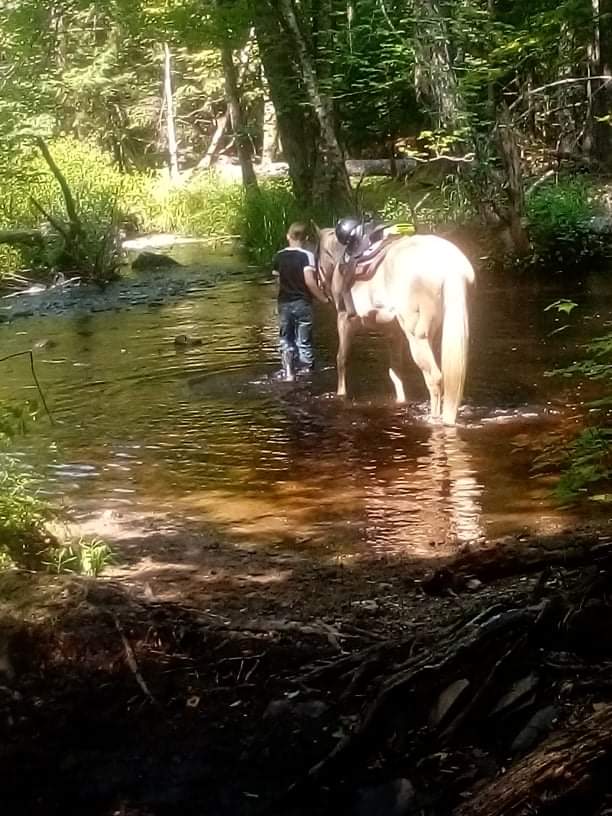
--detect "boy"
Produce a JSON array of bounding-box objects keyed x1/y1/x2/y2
[{"x1": 273, "y1": 222, "x2": 328, "y2": 380}]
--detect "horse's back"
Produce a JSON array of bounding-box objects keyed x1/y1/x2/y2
[{"x1": 384, "y1": 234, "x2": 475, "y2": 287}]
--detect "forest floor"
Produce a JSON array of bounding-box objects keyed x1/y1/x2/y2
[{"x1": 3, "y1": 521, "x2": 612, "y2": 815}]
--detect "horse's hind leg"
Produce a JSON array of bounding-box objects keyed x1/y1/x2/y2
[
  {"x1": 404, "y1": 332, "x2": 443, "y2": 419},
  {"x1": 388, "y1": 324, "x2": 407, "y2": 403},
  {"x1": 336, "y1": 312, "x2": 356, "y2": 397}
]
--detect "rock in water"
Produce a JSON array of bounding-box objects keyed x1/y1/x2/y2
[
  {"x1": 131, "y1": 251, "x2": 182, "y2": 270},
  {"x1": 174, "y1": 335, "x2": 203, "y2": 348}
]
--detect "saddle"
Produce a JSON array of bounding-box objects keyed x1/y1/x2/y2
[{"x1": 342, "y1": 223, "x2": 401, "y2": 282}]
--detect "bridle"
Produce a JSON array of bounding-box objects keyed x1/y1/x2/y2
[{"x1": 315, "y1": 230, "x2": 341, "y2": 299}]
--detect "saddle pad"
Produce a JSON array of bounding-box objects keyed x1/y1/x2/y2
[{"x1": 353, "y1": 235, "x2": 401, "y2": 282}]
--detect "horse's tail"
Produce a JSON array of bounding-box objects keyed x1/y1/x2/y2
[{"x1": 441, "y1": 261, "x2": 473, "y2": 426}]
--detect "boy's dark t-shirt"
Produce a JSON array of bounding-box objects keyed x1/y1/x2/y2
[{"x1": 273, "y1": 247, "x2": 316, "y2": 303}]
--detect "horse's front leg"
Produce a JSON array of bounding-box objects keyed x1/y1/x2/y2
[
  {"x1": 331, "y1": 262, "x2": 344, "y2": 313},
  {"x1": 336, "y1": 312, "x2": 355, "y2": 397}
]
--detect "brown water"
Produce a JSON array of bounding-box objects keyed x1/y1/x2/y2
[{"x1": 1, "y1": 256, "x2": 611, "y2": 556}]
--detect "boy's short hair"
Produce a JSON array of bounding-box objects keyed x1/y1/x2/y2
[{"x1": 287, "y1": 222, "x2": 309, "y2": 243}]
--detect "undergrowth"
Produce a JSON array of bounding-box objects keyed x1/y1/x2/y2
[
  {"x1": 0, "y1": 398, "x2": 113, "y2": 575},
  {"x1": 2, "y1": 138, "x2": 611, "y2": 273},
  {"x1": 527, "y1": 178, "x2": 609, "y2": 270},
  {"x1": 535, "y1": 302, "x2": 612, "y2": 504}
]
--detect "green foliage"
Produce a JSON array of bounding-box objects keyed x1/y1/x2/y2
[
  {"x1": 544, "y1": 299, "x2": 578, "y2": 316},
  {"x1": 527, "y1": 179, "x2": 609, "y2": 269},
  {"x1": 142, "y1": 173, "x2": 335, "y2": 263},
  {"x1": 1, "y1": 137, "x2": 151, "y2": 280},
  {"x1": 554, "y1": 427, "x2": 612, "y2": 505},
  {"x1": 142, "y1": 171, "x2": 244, "y2": 237},
  {"x1": 240, "y1": 180, "x2": 315, "y2": 265},
  {"x1": 0, "y1": 459, "x2": 51, "y2": 567},
  {"x1": 0, "y1": 398, "x2": 49, "y2": 567},
  {"x1": 538, "y1": 304, "x2": 612, "y2": 504},
  {"x1": 43, "y1": 537, "x2": 114, "y2": 577},
  {"x1": 0, "y1": 395, "x2": 112, "y2": 575}
]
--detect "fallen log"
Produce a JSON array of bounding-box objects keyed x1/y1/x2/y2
[
  {"x1": 345, "y1": 158, "x2": 416, "y2": 177},
  {"x1": 454, "y1": 703, "x2": 612, "y2": 816},
  {"x1": 0, "y1": 229, "x2": 44, "y2": 246}
]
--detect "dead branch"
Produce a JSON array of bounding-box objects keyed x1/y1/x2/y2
[
  {"x1": 29, "y1": 198, "x2": 70, "y2": 242},
  {"x1": 0, "y1": 350, "x2": 54, "y2": 424},
  {"x1": 112, "y1": 614, "x2": 158, "y2": 705},
  {"x1": 432, "y1": 530, "x2": 612, "y2": 589},
  {"x1": 32, "y1": 136, "x2": 82, "y2": 236},
  {"x1": 525, "y1": 169, "x2": 557, "y2": 197}
]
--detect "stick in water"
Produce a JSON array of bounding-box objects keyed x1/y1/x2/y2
[{"x1": 0, "y1": 350, "x2": 55, "y2": 425}]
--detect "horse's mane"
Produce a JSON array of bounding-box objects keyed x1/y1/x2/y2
[{"x1": 316, "y1": 228, "x2": 342, "y2": 280}]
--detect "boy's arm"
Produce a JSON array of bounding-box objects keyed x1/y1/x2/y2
[{"x1": 304, "y1": 266, "x2": 329, "y2": 304}]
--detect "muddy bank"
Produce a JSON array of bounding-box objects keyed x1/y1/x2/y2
[
  {"x1": 3, "y1": 526, "x2": 612, "y2": 815},
  {"x1": 0, "y1": 266, "x2": 248, "y2": 323},
  {"x1": 0, "y1": 237, "x2": 248, "y2": 323}
]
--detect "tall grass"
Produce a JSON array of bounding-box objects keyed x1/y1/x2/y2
[
  {"x1": 140, "y1": 173, "x2": 335, "y2": 264},
  {"x1": 0, "y1": 137, "x2": 151, "y2": 280}
]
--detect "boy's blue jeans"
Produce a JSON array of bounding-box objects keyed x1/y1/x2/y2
[{"x1": 278, "y1": 298, "x2": 314, "y2": 368}]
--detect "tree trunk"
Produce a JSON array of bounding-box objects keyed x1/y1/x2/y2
[
  {"x1": 262, "y1": 95, "x2": 279, "y2": 164},
  {"x1": 588, "y1": 0, "x2": 612, "y2": 166},
  {"x1": 413, "y1": 0, "x2": 464, "y2": 134},
  {"x1": 495, "y1": 103, "x2": 530, "y2": 256},
  {"x1": 220, "y1": 43, "x2": 258, "y2": 189},
  {"x1": 253, "y1": 1, "x2": 319, "y2": 205},
  {"x1": 163, "y1": 43, "x2": 180, "y2": 182},
  {"x1": 202, "y1": 112, "x2": 229, "y2": 171},
  {"x1": 277, "y1": 0, "x2": 353, "y2": 207}
]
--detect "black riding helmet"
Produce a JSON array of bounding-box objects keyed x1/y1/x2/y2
[{"x1": 335, "y1": 216, "x2": 362, "y2": 245}]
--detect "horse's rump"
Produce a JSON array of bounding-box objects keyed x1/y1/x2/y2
[{"x1": 381, "y1": 234, "x2": 475, "y2": 288}]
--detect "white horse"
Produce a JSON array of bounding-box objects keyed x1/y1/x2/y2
[{"x1": 317, "y1": 229, "x2": 476, "y2": 426}]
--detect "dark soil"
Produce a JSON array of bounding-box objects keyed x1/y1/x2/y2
[{"x1": 4, "y1": 527, "x2": 612, "y2": 816}]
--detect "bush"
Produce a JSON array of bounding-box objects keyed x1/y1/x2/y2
[
  {"x1": 240, "y1": 180, "x2": 306, "y2": 265},
  {"x1": 0, "y1": 137, "x2": 151, "y2": 281},
  {"x1": 527, "y1": 178, "x2": 609, "y2": 269},
  {"x1": 535, "y1": 305, "x2": 612, "y2": 505},
  {"x1": 140, "y1": 171, "x2": 243, "y2": 238},
  {"x1": 0, "y1": 401, "x2": 53, "y2": 568}
]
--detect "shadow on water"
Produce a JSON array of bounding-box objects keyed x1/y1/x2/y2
[{"x1": 0, "y1": 261, "x2": 611, "y2": 559}]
